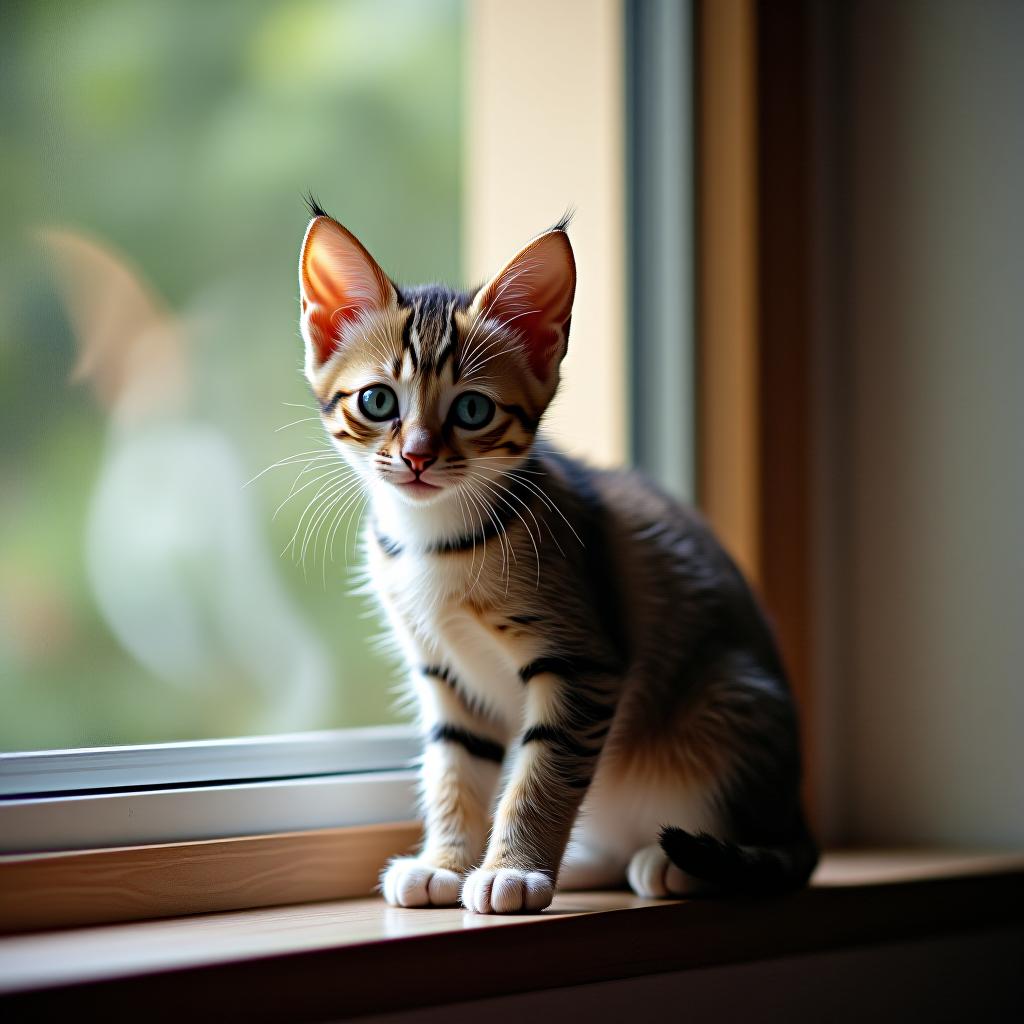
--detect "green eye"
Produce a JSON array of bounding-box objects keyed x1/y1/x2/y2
[
  {"x1": 358, "y1": 386, "x2": 398, "y2": 421},
  {"x1": 452, "y1": 391, "x2": 495, "y2": 429}
]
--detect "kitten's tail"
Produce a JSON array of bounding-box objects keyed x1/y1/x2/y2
[{"x1": 659, "y1": 820, "x2": 819, "y2": 895}]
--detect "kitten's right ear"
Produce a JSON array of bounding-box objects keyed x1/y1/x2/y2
[
  {"x1": 298, "y1": 215, "x2": 395, "y2": 372},
  {"x1": 469, "y1": 226, "x2": 576, "y2": 382}
]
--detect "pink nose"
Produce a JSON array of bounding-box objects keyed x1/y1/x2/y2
[
  {"x1": 402, "y1": 450, "x2": 437, "y2": 474},
  {"x1": 401, "y1": 427, "x2": 439, "y2": 474}
]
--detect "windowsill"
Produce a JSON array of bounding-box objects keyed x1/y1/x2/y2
[{"x1": 1, "y1": 850, "x2": 1022, "y2": 1019}]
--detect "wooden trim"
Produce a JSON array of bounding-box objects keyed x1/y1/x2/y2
[
  {"x1": 0, "y1": 821, "x2": 421, "y2": 934},
  {"x1": 696, "y1": 0, "x2": 761, "y2": 584},
  {"x1": 755, "y1": 0, "x2": 816, "y2": 812},
  {"x1": 697, "y1": 0, "x2": 817, "y2": 815},
  {"x1": 3, "y1": 852, "x2": 1022, "y2": 1019}
]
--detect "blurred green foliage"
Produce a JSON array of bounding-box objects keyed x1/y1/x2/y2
[{"x1": 0, "y1": 0, "x2": 463, "y2": 750}]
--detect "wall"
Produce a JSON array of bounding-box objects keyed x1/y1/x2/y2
[
  {"x1": 464, "y1": 0, "x2": 627, "y2": 467},
  {"x1": 822, "y1": 0, "x2": 1024, "y2": 844}
]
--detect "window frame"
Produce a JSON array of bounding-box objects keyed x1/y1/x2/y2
[
  {"x1": 0, "y1": 726, "x2": 420, "y2": 854},
  {"x1": 626, "y1": 0, "x2": 696, "y2": 501},
  {"x1": 0, "y1": 725, "x2": 419, "y2": 798}
]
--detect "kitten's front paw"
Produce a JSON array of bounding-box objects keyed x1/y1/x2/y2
[
  {"x1": 462, "y1": 867, "x2": 553, "y2": 914},
  {"x1": 381, "y1": 857, "x2": 463, "y2": 908}
]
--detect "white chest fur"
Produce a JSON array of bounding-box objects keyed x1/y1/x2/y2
[{"x1": 367, "y1": 536, "x2": 527, "y2": 730}]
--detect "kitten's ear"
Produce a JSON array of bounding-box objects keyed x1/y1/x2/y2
[
  {"x1": 470, "y1": 227, "x2": 576, "y2": 380},
  {"x1": 298, "y1": 215, "x2": 395, "y2": 371}
]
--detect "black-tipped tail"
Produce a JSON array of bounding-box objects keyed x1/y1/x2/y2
[{"x1": 659, "y1": 824, "x2": 819, "y2": 896}]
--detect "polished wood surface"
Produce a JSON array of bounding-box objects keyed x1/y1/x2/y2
[{"x1": 1, "y1": 850, "x2": 1022, "y2": 1020}]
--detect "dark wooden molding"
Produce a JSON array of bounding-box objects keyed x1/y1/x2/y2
[{"x1": 754, "y1": 0, "x2": 816, "y2": 812}]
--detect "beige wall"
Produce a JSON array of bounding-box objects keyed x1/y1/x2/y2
[
  {"x1": 464, "y1": 0, "x2": 627, "y2": 466},
  {"x1": 819, "y1": 0, "x2": 1024, "y2": 845}
]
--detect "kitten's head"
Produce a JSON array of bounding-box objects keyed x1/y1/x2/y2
[{"x1": 298, "y1": 203, "x2": 575, "y2": 508}]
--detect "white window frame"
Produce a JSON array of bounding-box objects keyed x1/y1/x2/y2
[
  {"x1": 626, "y1": 0, "x2": 696, "y2": 501},
  {"x1": 0, "y1": 727, "x2": 420, "y2": 854}
]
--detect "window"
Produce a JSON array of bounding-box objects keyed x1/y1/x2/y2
[
  {"x1": 0, "y1": 1, "x2": 681, "y2": 871},
  {"x1": 0, "y1": 0, "x2": 464, "y2": 751}
]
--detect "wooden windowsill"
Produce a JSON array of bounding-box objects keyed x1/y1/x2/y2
[{"x1": 1, "y1": 850, "x2": 1022, "y2": 1020}]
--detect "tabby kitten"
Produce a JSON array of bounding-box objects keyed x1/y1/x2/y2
[{"x1": 297, "y1": 201, "x2": 817, "y2": 914}]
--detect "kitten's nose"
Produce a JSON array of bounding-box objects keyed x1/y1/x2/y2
[{"x1": 400, "y1": 429, "x2": 438, "y2": 475}]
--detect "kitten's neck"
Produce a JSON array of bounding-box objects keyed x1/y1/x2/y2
[
  {"x1": 369, "y1": 483, "x2": 476, "y2": 552},
  {"x1": 368, "y1": 456, "x2": 543, "y2": 554}
]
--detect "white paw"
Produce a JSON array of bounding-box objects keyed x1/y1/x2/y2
[
  {"x1": 461, "y1": 867, "x2": 553, "y2": 914},
  {"x1": 627, "y1": 843, "x2": 701, "y2": 898},
  {"x1": 381, "y1": 857, "x2": 463, "y2": 908}
]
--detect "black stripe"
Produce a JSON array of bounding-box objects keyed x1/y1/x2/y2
[
  {"x1": 518, "y1": 656, "x2": 616, "y2": 684},
  {"x1": 427, "y1": 514, "x2": 509, "y2": 554},
  {"x1": 423, "y1": 665, "x2": 491, "y2": 720},
  {"x1": 474, "y1": 417, "x2": 515, "y2": 450},
  {"x1": 421, "y1": 664, "x2": 452, "y2": 685},
  {"x1": 408, "y1": 302, "x2": 421, "y2": 371},
  {"x1": 322, "y1": 389, "x2": 352, "y2": 415},
  {"x1": 436, "y1": 303, "x2": 458, "y2": 378},
  {"x1": 499, "y1": 402, "x2": 539, "y2": 433},
  {"x1": 340, "y1": 405, "x2": 374, "y2": 440},
  {"x1": 374, "y1": 528, "x2": 403, "y2": 557},
  {"x1": 428, "y1": 724, "x2": 505, "y2": 764},
  {"x1": 434, "y1": 339, "x2": 453, "y2": 377},
  {"x1": 522, "y1": 724, "x2": 602, "y2": 759},
  {"x1": 491, "y1": 440, "x2": 527, "y2": 455},
  {"x1": 401, "y1": 304, "x2": 419, "y2": 371},
  {"x1": 401, "y1": 305, "x2": 414, "y2": 352},
  {"x1": 509, "y1": 614, "x2": 544, "y2": 625}
]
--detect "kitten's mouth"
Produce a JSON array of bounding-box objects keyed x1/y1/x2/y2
[{"x1": 398, "y1": 478, "x2": 442, "y2": 498}]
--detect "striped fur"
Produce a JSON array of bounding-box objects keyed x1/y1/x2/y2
[{"x1": 297, "y1": 208, "x2": 817, "y2": 913}]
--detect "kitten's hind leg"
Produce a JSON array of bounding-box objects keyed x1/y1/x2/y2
[{"x1": 626, "y1": 843, "x2": 709, "y2": 898}]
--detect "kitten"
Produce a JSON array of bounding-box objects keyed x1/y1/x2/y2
[{"x1": 296, "y1": 200, "x2": 818, "y2": 914}]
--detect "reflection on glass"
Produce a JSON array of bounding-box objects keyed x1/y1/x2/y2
[{"x1": 0, "y1": 0, "x2": 463, "y2": 750}]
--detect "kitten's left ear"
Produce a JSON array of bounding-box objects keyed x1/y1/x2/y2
[
  {"x1": 298, "y1": 214, "x2": 395, "y2": 373},
  {"x1": 470, "y1": 226, "x2": 576, "y2": 380}
]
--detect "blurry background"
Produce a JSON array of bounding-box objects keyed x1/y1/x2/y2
[
  {"x1": 0, "y1": 0, "x2": 632, "y2": 752},
  {"x1": 0, "y1": 0, "x2": 464, "y2": 748}
]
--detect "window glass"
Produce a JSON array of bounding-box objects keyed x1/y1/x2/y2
[{"x1": 0, "y1": 0, "x2": 463, "y2": 750}]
